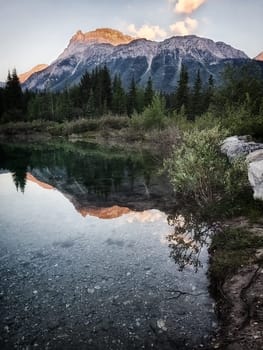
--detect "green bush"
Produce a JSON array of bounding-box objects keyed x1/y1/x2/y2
[
  {"x1": 130, "y1": 95, "x2": 167, "y2": 130},
  {"x1": 171, "y1": 110, "x2": 221, "y2": 132},
  {"x1": 218, "y1": 104, "x2": 263, "y2": 139},
  {"x1": 163, "y1": 126, "x2": 248, "y2": 207}
]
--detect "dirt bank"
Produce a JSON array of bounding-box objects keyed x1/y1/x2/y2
[{"x1": 210, "y1": 218, "x2": 263, "y2": 349}]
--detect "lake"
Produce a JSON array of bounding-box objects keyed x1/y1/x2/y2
[{"x1": 0, "y1": 141, "x2": 217, "y2": 349}]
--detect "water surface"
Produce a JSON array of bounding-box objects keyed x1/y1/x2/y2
[{"x1": 0, "y1": 142, "x2": 216, "y2": 349}]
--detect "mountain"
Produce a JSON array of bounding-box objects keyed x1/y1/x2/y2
[
  {"x1": 23, "y1": 28, "x2": 250, "y2": 93},
  {"x1": 0, "y1": 64, "x2": 48, "y2": 87},
  {"x1": 69, "y1": 28, "x2": 135, "y2": 46},
  {"x1": 254, "y1": 52, "x2": 263, "y2": 61},
  {"x1": 19, "y1": 64, "x2": 48, "y2": 83}
]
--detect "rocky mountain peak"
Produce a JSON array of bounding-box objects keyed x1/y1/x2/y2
[
  {"x1": 254, "y1": 52, "x2": 263, "y2": 61},
  {"x1": 19, "y1": 64, "x2": 48, "y2": 83},
  {"x1": 70, "y1": 28, "x2": 135, "y2": 46}
]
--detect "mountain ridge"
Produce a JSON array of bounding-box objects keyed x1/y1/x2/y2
[
  {"x1": 69, "y1": 28, "x2": 135, "y2": 46},
  {"x1": 254, "y1": 52, "x2": 263, "y2": 61},
  {"x1": 19, "y1": 64, "x2": 48, "y2": 83},
  {"x1": 22, "y1": 28, "x2": 252, "y2": 92}
]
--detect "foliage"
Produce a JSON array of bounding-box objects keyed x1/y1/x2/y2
[
  {"x1": 209, "y1": 228, "x2": 263, "y2": 282},
  {"x1": 217, "y1": 104, "x2": 263, "y2": 139},
  {"x1": 189, "y1": 69, "x2": 202, "y2": 119},
  {"x1": 144, "y1": 77, "x2": 154, "y2": 107},
  {"x1": 5, "y1": 69, "x2": 23, "y2": 111},
  {"x1": 1, "y1": 62, "x2": 263, "y2": 142},
  {"x1": 163, "y1": 126, "x2": 249, "y2": 207},
  {"x1": 127, "y1": 77, "x2": 139, "y2": 116},
  {"x1": 216, "y1": 63, "x2": 263, "y2": 116},
  {"x1": 112, "y1": 75, "x2": 126, "y2": 115},
  {"x1": 130, "y1": 94, "x2": 167, "y2": 130},
  {"x1": 175, "y1": 64, "x2": 189, "y2": 114},
  {"x1": 0, "y1": 116, "x2": 129, "y2": 138}
]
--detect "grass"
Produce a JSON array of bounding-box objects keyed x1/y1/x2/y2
[
  {"x1": 209, "y1": 227, "x2": 263, "y2": 283},
  {"x1": 0, "y1": 116, "x2": 130, "y2": 137}
]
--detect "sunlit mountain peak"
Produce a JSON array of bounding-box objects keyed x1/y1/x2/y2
[
  {"x1": 70, "y1": 28, "x2": 136, "y2": 46},
  {"x1": 19, "y1": 64, "x2": 48, "y2": 83}
]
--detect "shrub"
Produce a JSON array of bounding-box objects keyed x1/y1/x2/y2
[
  {"x1": 130, "y1": 95, "x2": 167, "y2": 130},
  {"x1": 163, "y1": 126, "x2": 248, "y2": 208},
  {"x1": 218, "y1": 104, "x2": 263, "y2": 140},
  {"x1": 99, "y1": 115, "x2": 129, "y2": 130}
]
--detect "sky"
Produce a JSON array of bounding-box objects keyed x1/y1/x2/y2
[{"x1": 0, "y1": 0, "x2": 262, "y2": 81}]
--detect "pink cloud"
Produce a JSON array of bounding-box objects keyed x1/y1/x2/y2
[
  {"x1": 169, "y1": 17, "x2": 198, "y2": 35},
  {"x1": 127, "y1": 24, "x2": 167, "y2": 41},
  {"x1": 171, "y1": 0, "x2": 207, "y2": 14}
]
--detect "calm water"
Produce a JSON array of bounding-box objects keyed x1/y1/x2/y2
[{"x1": 0, "y1": 142, "x2": 216, "y2": 349}]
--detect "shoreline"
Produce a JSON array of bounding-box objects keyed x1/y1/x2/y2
[{"x1": 209, "y1": 218, "x2": 263, "y2": 349}]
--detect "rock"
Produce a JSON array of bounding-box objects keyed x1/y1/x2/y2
[
  {"x1": 255, "y1": 249, "x2": 263, "y2": 260},
  {"x1": 221, "y1": 136, "x2": 263, "y2": 161},
  {"x1": 246, "y1": 149, "x2": 263, "y2": 163},
  {"x1": 157, "y1": 319, "x2": 167, "y2": 331},
  {"x1": 221, "y1": 136, "x2": 263, "y2": 200},
  {"x1": 248, "y1": 160, "x2": 263, "y2": 200}
]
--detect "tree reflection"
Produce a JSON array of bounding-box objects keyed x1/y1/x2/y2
[
  {"x1": 167, "y1": 212, "x2": 217, "y2": 271},
  {"x1": 0, "y1": 144, "x2": 29, "y2": 193},
  {"x1": 0, "y1": 142, "x2": 162, "y2": 202},
  {"x1": 12, "y1": 168, "x2": 27, "y2": 193}
]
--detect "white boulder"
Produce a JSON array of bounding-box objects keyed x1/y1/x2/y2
[
  {"x1": 248, "y1": 160, "x2": 263, "y2": 200},
  {"x1": 221, "y1": 136, "x2": 263, "y2": 200}
]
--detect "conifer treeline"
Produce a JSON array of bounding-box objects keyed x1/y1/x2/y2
[
  {"x1": 0, "y1": 63, "x2": 262, "y2": 123},
  {"x1": 0, "y1": 66, "x2": 155, "y2": 122}
]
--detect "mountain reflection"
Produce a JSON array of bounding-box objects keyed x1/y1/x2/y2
[
  {"x1": 0, "y1": 141, "x2": 175, "y2": 215},
  {"x1": 78, "y1": 205, "x2": 131, "y2": 219},
  {"x1": 27, "y1": 173, "x2": 54, "y2": 190}
]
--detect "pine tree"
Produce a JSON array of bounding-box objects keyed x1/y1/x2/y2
[
  {"x1": 101, "y1": 65, "x2": 112, "y2": 111},
  {"x1": 175, "y1": 65, "x2": 189, "y2": 114},
  {"x1": 86, "y1": 90, "x2": 96, "y2": 117},
  {"x1": 191, "y1": 69, "x2": 203, "y2": 119},
  {"x1": 5, "y1": 69, "x2": 23, "y2": 111},
  {"x1": 203, "y1": 74, "x2": 214, "y2": 111},
  {"x1": 144, "y1": 76, "x2": 154, "y2": 107},
  {"x1": 91, "y1": 68, "x2": 100, "y2": 115},
  {"x1": 112, "y1": 75, "x2": 126, "y2": 115},
  {"x1": 79, "y1": 71, "x2": 91, "y2": 105},
  {"x1": 0, "y1": 88, "x2": 4, "y2": 119},
  {"x1": 127, "y1": 77, "x2": 138, "y2": 116}
]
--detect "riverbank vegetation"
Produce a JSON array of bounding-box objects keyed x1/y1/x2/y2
[{"x1": 1, "y1": 63, "x2": 263, "y2": 143}]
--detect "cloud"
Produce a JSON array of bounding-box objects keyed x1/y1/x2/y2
[
  {"x1": 169, "y1": 17, "x2": 198, "y2": 35},
  {"x1": 169, "y1": 0, "x2": 207, "y2": 14},
  {"x1": 127, "y1": 24, "x2": 167, "y2": 41}
]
